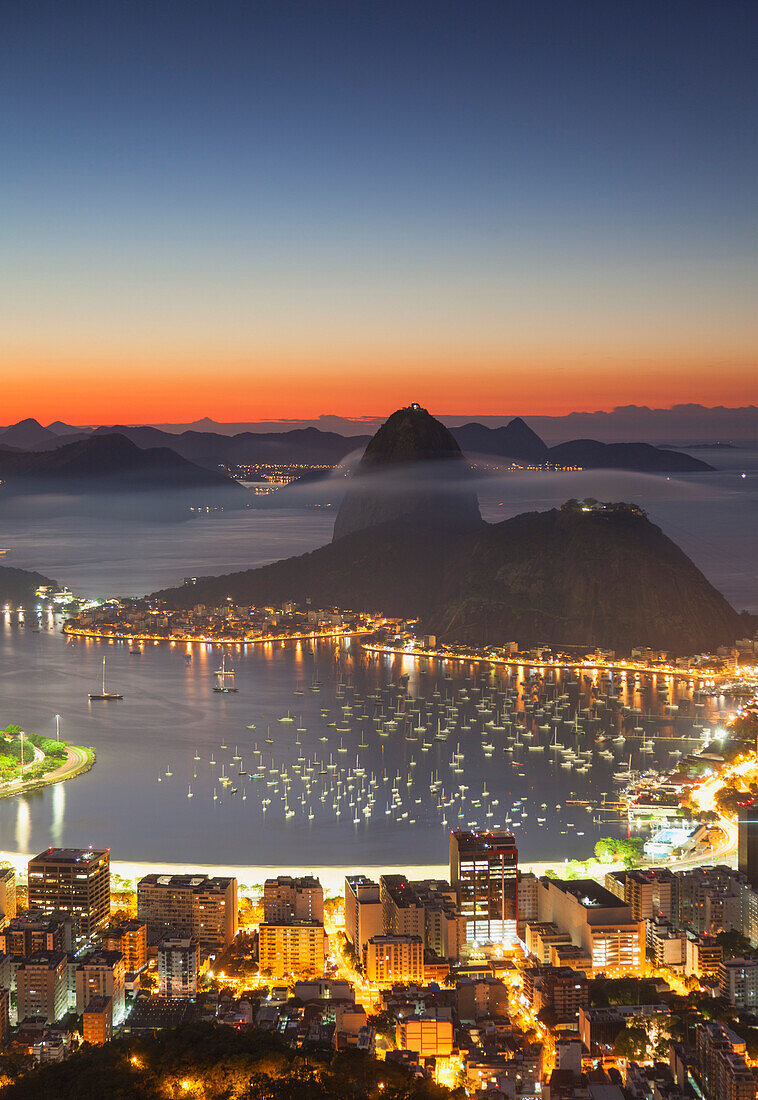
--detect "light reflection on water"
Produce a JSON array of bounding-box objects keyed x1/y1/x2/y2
[
  {"x1": 0, "y1": 455, "x2": 753, "y2": 868},
  {"x1": 0, "y1": 616, "x2": 728, "y2": 868}
]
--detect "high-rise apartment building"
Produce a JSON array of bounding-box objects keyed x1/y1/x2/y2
[
  {"x1": 364, "y1": 934, "x2": 424, "y2": 984},
  {"x1": 344, "y1": 876, "x2": 383, "y2": 953},
  {"x1": 75, "y1": 950, "x2": 126, "y2": 1021},
  {"x1": 0, "y1": 912, "x2": 69, "y2": 957},
  {"x1": 82, "y1": 996, "x2": 113, "y2": 1045},
  {"x1": 258, "y1": 920, "x2": 326, "y2": 978},
  {"x1": 696, "y1": 1022, "x2": 756, "y2": 1100},
  {"x1": 158, "y1": 938, "x2": 199, "y2": 998},
  {"x1": 103, "y1": 919, "x2": 148, "y2": 972},
  {"x1": 0, "y1": 867, "x2": 17, "y2": 928},
  {"x1": 739, "y1": 799, "x2": 758, "y2": 890},
  {"x1": 380, "y1": 875, "x2": 426, "y2": 938},
  {"x1": 450, "y1": 830, "x2": 518, "y2": 946},
  {"x1": 720, "y1": 958, "x2": 758, "y2": 1008},
  {"x1": 137, "y1": 874, "x2": 237, "y2": 952},
  {"x1": 263, "y1": 876, "x2": 323, "y2": 923},
  {"x1": 27, "y1": 848, "x2": 110, "y2": 939},
  {"x1": 16, "y1": 951, "x2": 68, "y2": 1024}
]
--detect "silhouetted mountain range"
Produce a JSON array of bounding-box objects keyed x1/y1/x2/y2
[
  {"x1": 0, "y1": 434, "x2": 249, "y2": 511},
  {"x1": 156, "y1": 407, "x2": 739, "y2": 652},
  {"x1": 0, "y1": 415, "x2": 714, "y2": 472}
]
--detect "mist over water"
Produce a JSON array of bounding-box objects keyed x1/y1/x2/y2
[
  {"x1": 0, "y1": 448, "x2": 752, "y2": 869},
  {"x1": 1, "y1": 445, "x2": 754, "y2": 609}
]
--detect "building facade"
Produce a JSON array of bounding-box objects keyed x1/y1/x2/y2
[
  {"x1": 450, "y1": 830, "x2": 518, "y2": 947},
  {"x1": 16, "y1": 951, "x2": 68, "y2": 1024},
  {"x1": 263, "y1": 876, "x2": 323, "y2": 924},
  {"x1": 258, "y1": 921, "x2": 326, "y2": 978},
  {"x1": 137, "y1": 874, "x2": 237, "y2": 952},
  {"x1": 364, "y1": 934, "x2": 424, "y2": 984},
  {"x1": 344, "y1": 876, "x2": 383, "y2": 953},
  {"x1": 537, "y1": 878, "x2": 644, "y2": 973},
  {"x1": 27, "y1": 848, "x2": 110, "y2": 939},
  {"x1": 75, "y1": 950, "x2": 126, "y2": 1021},
  {"x1": 158, "y1": 938, "x2": 199, "y2": 998}
]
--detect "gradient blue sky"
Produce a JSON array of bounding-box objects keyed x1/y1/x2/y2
[{"x1": 1, "y1": 0, "x2": 756, "y2": 421}]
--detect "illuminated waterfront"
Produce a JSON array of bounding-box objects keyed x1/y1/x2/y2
[{"x1": 0, "y1": 611, "x2": 732, "y2": 870}]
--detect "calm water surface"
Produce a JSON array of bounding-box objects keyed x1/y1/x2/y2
[{"x1": 0, "y1": 449, "x2": 753, "y2": 868}]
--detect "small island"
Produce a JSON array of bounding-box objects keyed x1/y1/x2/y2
[{"x1": 0, "y1": 724, "x2": 95, "y2": 798}]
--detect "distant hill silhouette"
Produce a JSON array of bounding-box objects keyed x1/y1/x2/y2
[
  {"x1": 0, "y1": 415, "x2": 713, "y2": 472},
  {"x1": 452, "y1": 417, "x2": 549, "y2": 462},
  {"x1": 450, "y1": 421, "x2": 710, "y2": 471},
  {"x1": 0, "y1": 434, "x2": 249, "y2": 516}
]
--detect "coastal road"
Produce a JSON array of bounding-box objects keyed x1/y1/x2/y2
[{"x1": 0, "y1": 742, "x2": 91, "y2": 799}]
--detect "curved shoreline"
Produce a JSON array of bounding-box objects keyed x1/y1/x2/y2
[
  {"x1": 63, "y1": 624, "x2": 373, "y2": 646},
  {"x1": 362, "y1": 643, "x2": 721, "y2": 681},
  {"x1": 0, "y1": 743, "x2": 95, "y2": 801}
]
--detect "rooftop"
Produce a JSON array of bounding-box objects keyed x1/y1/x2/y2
[
  {"x1": 549, "y1": 878, "x2": 629, "y2": 909},
  {"x1": 30, "y1": 847, "x2": 109, "y2": 864}
]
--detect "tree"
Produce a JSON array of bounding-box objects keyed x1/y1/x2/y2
[
  {"x1": 715, "y1": 929, "x2": 754, "y2": 960},
  {"x1": 613, "y1": 1025, "x2": 648, "y2": 1062}
]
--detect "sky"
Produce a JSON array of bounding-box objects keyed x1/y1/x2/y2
[{"x1": 1, "y1": 0, "x2": 757, "y2": 423}]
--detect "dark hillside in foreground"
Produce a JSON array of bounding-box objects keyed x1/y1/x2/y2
[{"x1": 0, "y1": 1020, "x2": 448, "y2": 1100}]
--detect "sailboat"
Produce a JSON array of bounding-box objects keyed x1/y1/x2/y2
[
  {"x1": 89, "y1": 657, "x2": 123, "y2": 700},
  {"x1": 213, "y1": 653, "x2": 238, "y2": 693}
]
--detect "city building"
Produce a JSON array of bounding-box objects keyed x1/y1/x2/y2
[
  {"x1": 344, "y1": 876, "x2": 383, "y2": 954},
  {"x1": 258, "y1": 921, "x2": 326, "y2": 978},
  {"x1": 137, "y1": 874, "x2": 237, "y2": 952},
  {"x1": 380, "y1": 875, "x2": 425, "y2": 938},
  {"x1": 103, "y1": 919, "x2": 148, "y2": 972},
  {"x1": 518, "y1": 871, "x2": 539, "y2": 931},
  {"x1": 696, "y1": 1022, "x2": 755, "y2": 1100},
  {"x1": 364, "y1": 934, "x2": 424, "y2": 984},
  {"x1": 537, "y1": 878, "x2": 644, "y2": 973},
  {"x1": 625, "y1": 870, "x2": 656, "y2": 922},
  {"x1": 82, "y1": 996, "x2": 113, "y2": 1045},
  {"x1": 684, "y1": 933, "x2": 723, "y2": 978},
  {"x1": 676, "y1": 865, "x2": 745, "y2": 935},
  {"x1": 0, "y1": 867, "x2": 17, "y2": 928},
  {"x1": 0, "y1": 912, "x2": 70, "y2": 957},
  {"x1": 0, "y1": 988, "x2": 9, "y2": 1050},
  {"x1": 75, "y1": 950, "x2": 126, "y2": 1021},
  {"x1": 379, "y1": 876, "x2": 460, "y2": 960},
  {"x1": 719, "y1": 958, "x2": 758, "y2": 1008},
  {"x1": 740, "y1": 881, "x2": 758, "y2": 948},
  {"x1": 396, "y1": 1017, "x2": 453, "y2": 1057},
  {"x1": 524, "y1": 922, "x2": 572, "y2": 964},
  {"x1": 16, "y1": 951, "x2": 68, "y2": 1024},
  {"x1": 263, "y1": 876, "x2": 323, "y2": 923},
  {"x1": 450, "y1": 830, "x2": 518, "y2": 947},
  {"x1": 456, "y1": 976, "x2": 508, "y2": 1022},
  {"x1": 27, "y1": 848, "x2": 110, "y2": 939},
  {"x1": 738, "y1": 798, "x2": 758, "y2": 891},
  {"x1": 157, "y1": 938, "x2": 199, "y2": 998},
  {"x1": 650, "y1": 922, "x2": 685, "y2": 968}
]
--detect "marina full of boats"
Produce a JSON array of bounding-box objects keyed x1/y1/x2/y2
[{"x1": 150, "y1": 646, "x2": 728, "y2": 855}]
